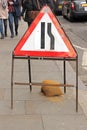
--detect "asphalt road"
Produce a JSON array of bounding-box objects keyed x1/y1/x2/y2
[{"x1": 57, "y1": 16, "x2": 87, "y2": 86}]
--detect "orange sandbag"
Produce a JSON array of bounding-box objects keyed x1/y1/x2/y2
[{"x1": 41, "y1": 80, "x2": 63, "y2": 97}]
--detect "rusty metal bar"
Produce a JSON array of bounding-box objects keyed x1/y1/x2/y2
[
  {"x1": 13, "y1": 55, "x2": 76, "y2": 61},
  {"x1": 63, "y1": 60, "x2": 66, "y2": 93},
  {"x1": 28, "y1": 57, "x2": 32, "y2": 91},
  {"x1": 76, "y1": 56, "x2": 78, "y2": 112},
  {"x1": 11, "y1": 53, "x2": 14, "y2": 109},
  {"x1": 14, "y1": 82, "x2": 74, "y2": 87}
]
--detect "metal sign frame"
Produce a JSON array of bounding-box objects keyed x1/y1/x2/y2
[{"x1": 11, "y1": 53, "x2": 78, "y2": 112}]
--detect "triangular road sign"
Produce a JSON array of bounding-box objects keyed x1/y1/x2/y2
[{"x1": 14, "y1": 5, "x2": 77, "y2": 58}]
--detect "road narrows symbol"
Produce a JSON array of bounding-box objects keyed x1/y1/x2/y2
[{"x1": 41, "y1": 22, "x2": 55, "y2": 50}]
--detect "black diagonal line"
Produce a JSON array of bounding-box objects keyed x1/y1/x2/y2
[{"x1": 47, "y1": 23, "x2": 55, "y2": 50}]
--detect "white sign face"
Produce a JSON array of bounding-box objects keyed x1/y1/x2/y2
[{"x1": 21, "y1": 13, "x2": 69, "y2": 52}]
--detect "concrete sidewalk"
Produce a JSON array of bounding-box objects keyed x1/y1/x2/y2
[{"x1": 0, "y1": 20, "x2": 87, "y2": 130}]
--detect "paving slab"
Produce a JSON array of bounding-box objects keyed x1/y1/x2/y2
[{"x1": 0, "y1": 115, "x2": 43, "y2": 130}]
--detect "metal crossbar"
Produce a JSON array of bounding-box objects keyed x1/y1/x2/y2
[{"x1": 14, "y1": 82, "x2": 74, "y2": 87}]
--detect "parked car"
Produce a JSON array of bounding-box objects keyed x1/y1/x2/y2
[
  {"x1": 62, "y1": 0, "x2": 87, "y2": 21},
  {"x1": 54, "y1": 0, "x2": 64, "y2": 14}
]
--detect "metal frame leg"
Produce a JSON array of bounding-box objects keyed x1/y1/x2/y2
[
  {"x1": 63, "y1": 60, "x2": 66, "y2": 93},
  {"x1": 76, "y1": 56, "x2": 78, "y2": 112},
  {"x1": 28, "y1": 57, "x2": 32, "y2": 91},
  {"x1": 11, "y1": 53, "x2": 14, "y2": 109}
]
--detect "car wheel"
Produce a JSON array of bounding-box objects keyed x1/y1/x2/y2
[{"x1": 67, "y1": 10, "x2": 74, "y2": 22}]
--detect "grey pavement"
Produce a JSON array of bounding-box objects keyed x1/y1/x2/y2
[{"x1": 0, "y1": 20, "x2": 87, "y2": 130}]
